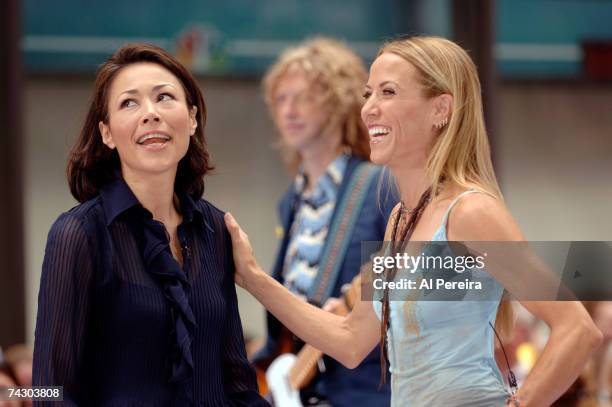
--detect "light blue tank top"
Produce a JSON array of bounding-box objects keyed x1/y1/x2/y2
[{"x1": 373, "y1": 190, "x2": 509, "y2": 406}]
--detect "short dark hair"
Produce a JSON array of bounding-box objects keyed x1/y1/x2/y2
[{"x1": 67, "y1": 43, "x2": 213, "y2": 203}]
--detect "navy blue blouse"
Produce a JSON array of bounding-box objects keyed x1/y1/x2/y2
[{"x1": 33, "y1": 177, "x2": 268, "y2": 407}]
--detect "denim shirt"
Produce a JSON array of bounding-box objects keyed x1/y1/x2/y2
[{"x1": 282, "y1": 153, "x2": 349, "y2": 296}]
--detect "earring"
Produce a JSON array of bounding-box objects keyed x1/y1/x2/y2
[{"x1": 435, "y1": 117, "x2": 448, "y2": 129}]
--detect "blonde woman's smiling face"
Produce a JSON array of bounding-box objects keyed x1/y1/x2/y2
[
  {"x1": 99, "y1": 62, "x2": 197, "y2": 180},
  {"x1": 361, "y1": 53, "x2": 437, "y2": 168}
]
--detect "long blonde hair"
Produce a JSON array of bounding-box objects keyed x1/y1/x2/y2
[
  {"x1": 378, "y1": 36, "x2": 513, "y2": 336},
  {"x1": 379, "y1": 36, "x2": 502, "y2": 199},
  {"x1": 263, "y1": 37, "x2": 370, "y2": 172}
]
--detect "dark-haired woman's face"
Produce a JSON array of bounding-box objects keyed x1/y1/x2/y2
[{"x1": 99, "y1": 62, "x2": 197, "y2": 182}]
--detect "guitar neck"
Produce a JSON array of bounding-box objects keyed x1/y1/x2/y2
[
  {"x1": 286, "y1": 275, "x2": 361, "y2": 390},
  {"x1": 288, "y1": 344, "x2": 324, "y2": 390},
  {"x1": 288, "y1": 298, "x2": 353, "y2": 390}
]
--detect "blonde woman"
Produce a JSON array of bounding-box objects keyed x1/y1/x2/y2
[
  {"x1": 225, "y1": 36, "x2": 602, "y2": 406},
  {"x1": 254, "y1": 38, "x2": 393, "y2": 406}
]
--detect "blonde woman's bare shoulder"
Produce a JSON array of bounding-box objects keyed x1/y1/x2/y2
[{"x1": 447, "y1": 192, "x2": 525, "y2": 241}]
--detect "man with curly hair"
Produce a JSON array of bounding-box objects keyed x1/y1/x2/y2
[{"x1": 252, "y1": 38, "x2": 394, "y2": 407}]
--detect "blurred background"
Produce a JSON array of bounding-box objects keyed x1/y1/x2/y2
[{"x1": 1, "y1": 0, "x2": 611, "y2": 401}]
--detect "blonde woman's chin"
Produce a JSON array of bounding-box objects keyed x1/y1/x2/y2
[{"x1": 369, "y1": 148, "x2": 391, "y2": 166}]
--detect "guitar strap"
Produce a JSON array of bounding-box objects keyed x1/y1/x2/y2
[{"x1": 308, "y1": 162, "x2": 378, "y2": 305}]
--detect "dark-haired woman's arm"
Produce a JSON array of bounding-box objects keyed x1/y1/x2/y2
[
  {"x1": 33, "y1": 213, "x2": 94, "y2": 406},
  {"x1": 221, "y1": 232, "x2": 270, "y2": 406}
]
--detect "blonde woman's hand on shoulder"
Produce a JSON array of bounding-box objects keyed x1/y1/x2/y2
[{"x1": 224, "y1": 212, "x2": 266, "y2": 290}]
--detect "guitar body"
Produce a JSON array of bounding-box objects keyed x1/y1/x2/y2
[
  {"x1": 266, "y1": 353, "x2": 303, "y2": 407},
  {"x1": 262, "y1": 276, "x2": 361, "y2": 405},
  {"x1": 256, "y1": 327, "x2": 295, "y2": 396}
]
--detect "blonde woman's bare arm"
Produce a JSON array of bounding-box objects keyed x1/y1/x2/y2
[
  {"x1": 450, "y1": 194, "x2": 602, "y2": 406},
  {"x1": 224, "y1": 212, "x2": 381, "y2": 368}
]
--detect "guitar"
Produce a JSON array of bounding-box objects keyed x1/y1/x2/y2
[{"x1": 264, "y1": 276, "x2": 361, "y2": 407}]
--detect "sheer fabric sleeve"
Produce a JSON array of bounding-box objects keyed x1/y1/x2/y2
[
  {"x1": 33, "y1": 213, "x2": 94, "y2": 406},
  {"x1": 220, "y1": 228, "x2": 269, "y2": 407}
]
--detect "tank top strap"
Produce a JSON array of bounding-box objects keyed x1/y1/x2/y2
[{"x1": 439, "y1": 189, "x2": 484, "y2": 230}]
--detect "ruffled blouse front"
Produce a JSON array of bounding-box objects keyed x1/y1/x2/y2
[{"x1": 129, "y1": 205, "x2": 197, "y2": 384}]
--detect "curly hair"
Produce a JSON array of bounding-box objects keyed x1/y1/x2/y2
[
  {"x1": 263, "y1": 37, "x2": 370, "y2": 171},
  {"x1": 67, "y1": 43, "x2": 213, "y2": 203}
]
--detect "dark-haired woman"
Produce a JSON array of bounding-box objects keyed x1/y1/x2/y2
[{"x1": 33, "y1": 44, "x2": 268, "y2": 407}]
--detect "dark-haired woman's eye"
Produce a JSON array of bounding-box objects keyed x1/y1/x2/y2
[
  {"x1": 362, "y1": 90, "x2": 372, "y2": 100},
  {"x1": 158, "y1": 93, "x2": 174, "y2": 102},
  {"x1": 382, "y1": 88, "x2": 395, "y2": 96},
  {"x1": 120, "y1": 99, "x2": 137, "y2": 108}
]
